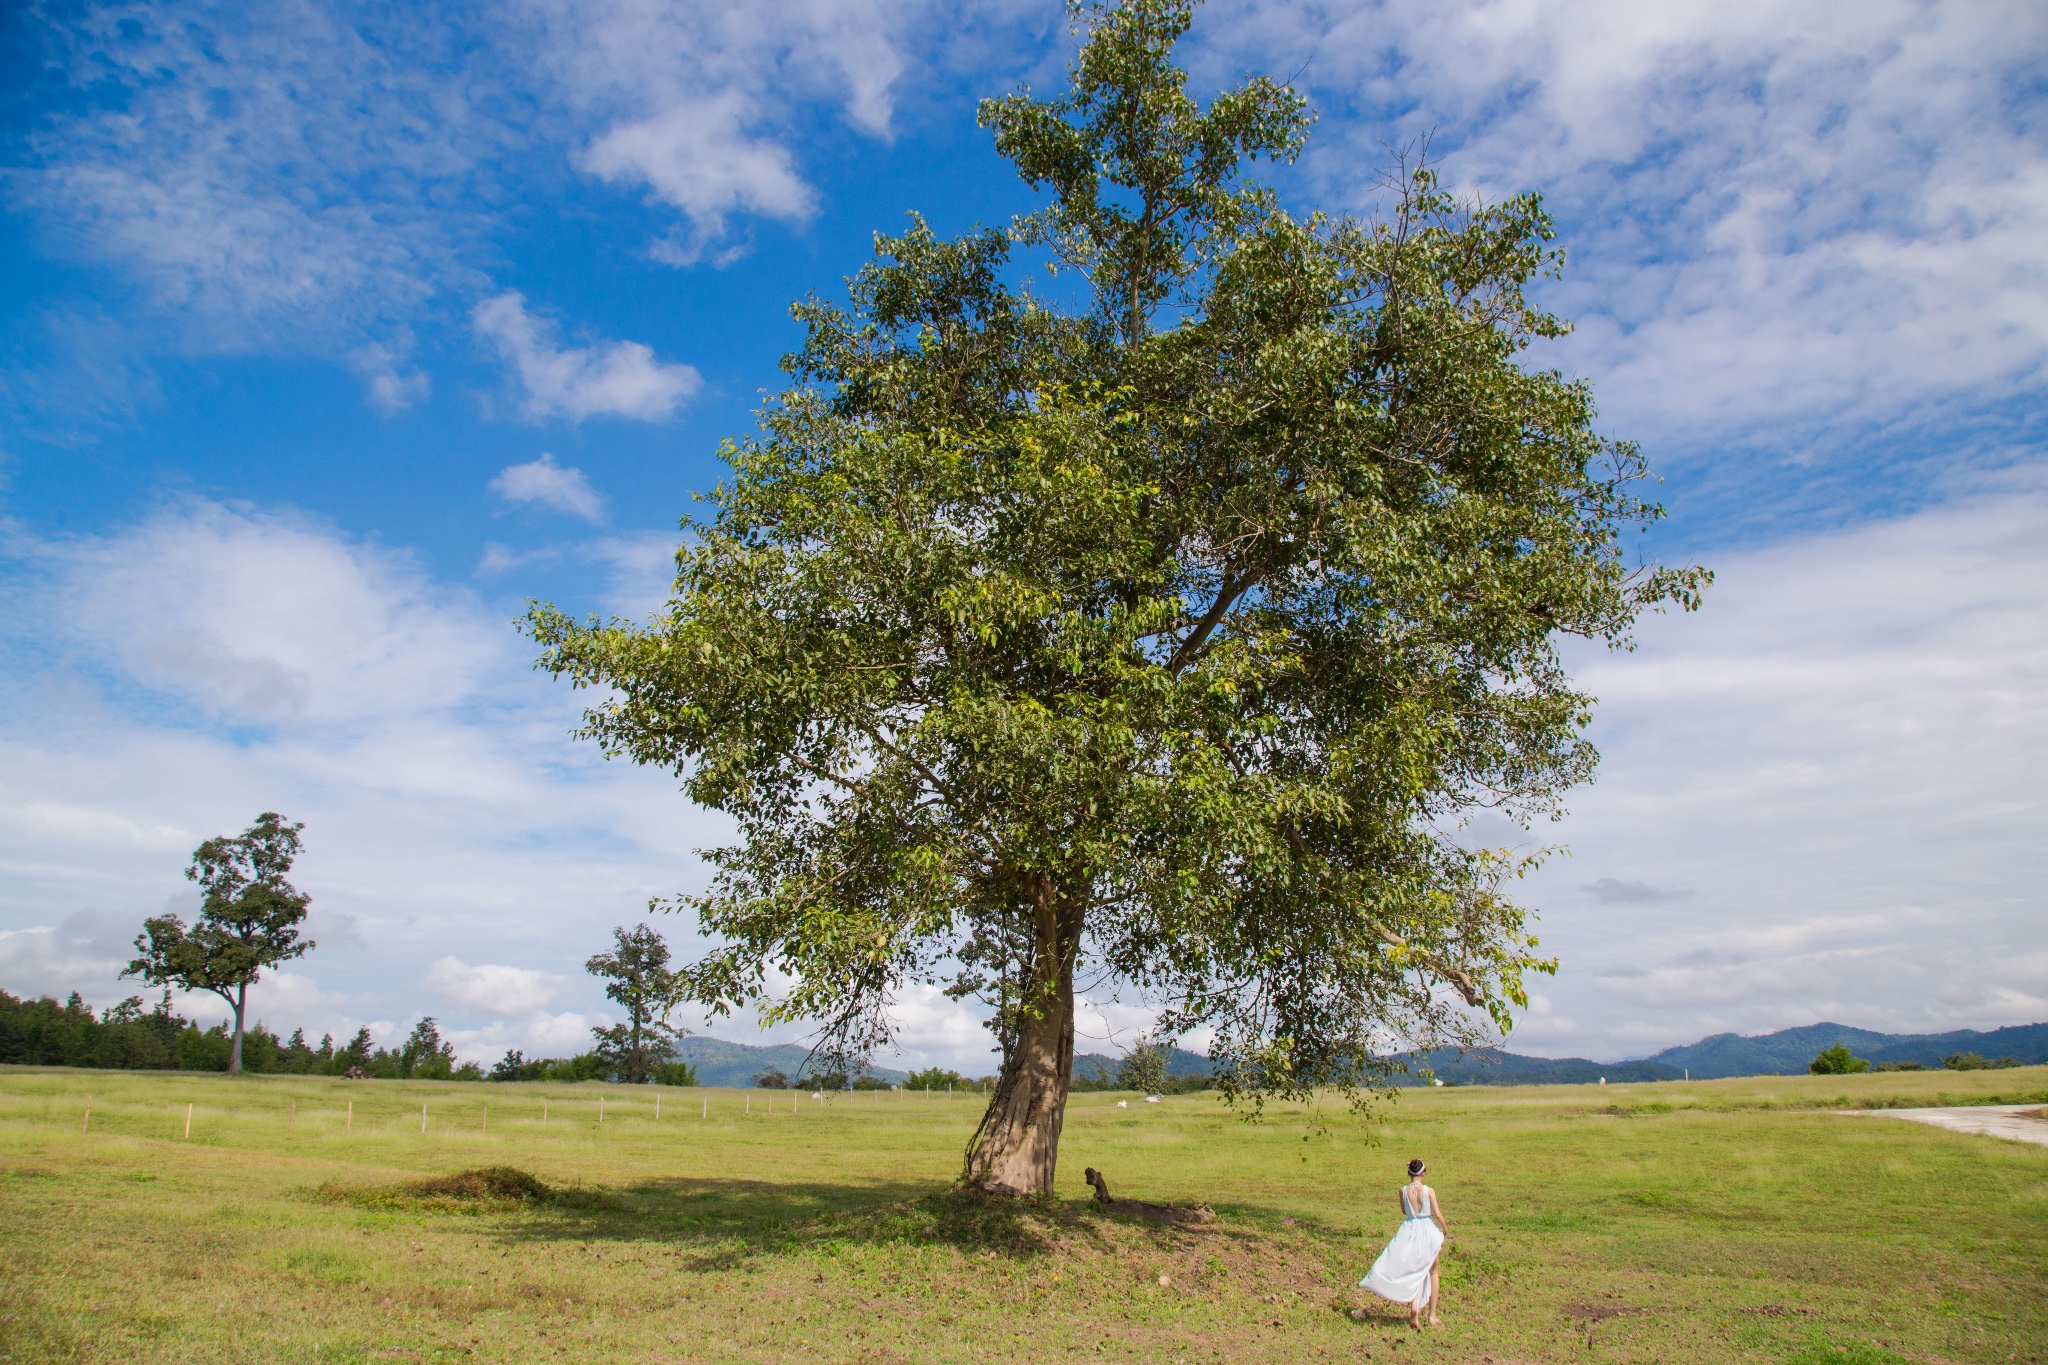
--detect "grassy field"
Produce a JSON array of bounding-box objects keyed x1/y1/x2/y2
[{"x1": 2, "y1": 1065, "x2": 2044, "y2": 1364}]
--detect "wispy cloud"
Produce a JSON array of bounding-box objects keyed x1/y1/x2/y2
[
  {"x1": 1196, "y1": 0, "x2": 2048, "y2": 469},
  {"x1": 490, "y1": 453, "x2": 605, "y2": 522},
  {"x1": 472, "y1": 293, "x2": 701, "y2": 422}
]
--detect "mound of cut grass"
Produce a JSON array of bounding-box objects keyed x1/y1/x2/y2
[{"x1": 315, "y1": 1164, "x2": 573, "y2": 1212}]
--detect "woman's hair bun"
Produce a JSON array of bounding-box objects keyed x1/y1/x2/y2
[{"x1": 1407, "y1": 1158, "x2": 1426, "y2": 1176}]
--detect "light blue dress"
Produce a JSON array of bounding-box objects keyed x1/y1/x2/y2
[{"x1": 1360, "y1": 1184, "x2": 1444, "y2": 1306}]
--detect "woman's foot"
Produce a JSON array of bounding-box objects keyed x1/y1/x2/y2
[{"x1": 1428, "y1": 1314, "x2": 1443, "y2": 1327}]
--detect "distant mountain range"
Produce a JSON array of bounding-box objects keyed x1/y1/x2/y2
[
  {"x1": 673, "y1": 1021, "x2": 2047, "y2": 1089},
  {"x1": 1407, "y1": 1020, "x2": 2048, "y2": 1086}
]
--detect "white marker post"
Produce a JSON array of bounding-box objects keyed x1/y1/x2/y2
[
  {"x1": 701, "y1": 1097, "x2": 707, "y2": 1120},
  {"x1": 599, "y1": 1097, "x2": 605, "y2": 1124},
  {"x1": 421, "y1": 1103, "x2": 428, "y2": 1134}
]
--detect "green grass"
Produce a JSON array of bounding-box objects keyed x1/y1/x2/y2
[{"x1": 2, "y1": 1065, "x2": 2045, "y2": 1363}]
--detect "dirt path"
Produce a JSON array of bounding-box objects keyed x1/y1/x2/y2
[{"x1": 1840, "y1": 1104, "x2": 2048, "y2": 1146}]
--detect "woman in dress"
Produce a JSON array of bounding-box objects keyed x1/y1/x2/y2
[{"x1": 1359, "y1": 1158, "x2": 1449, "y2": 1328}]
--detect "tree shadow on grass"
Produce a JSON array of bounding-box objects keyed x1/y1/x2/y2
[{"x1": 483, "y1": 1175, "x2": 1287, "y2": 1273}]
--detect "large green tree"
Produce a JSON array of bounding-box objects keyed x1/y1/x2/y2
[
  {"x1": 528, "y1": 0, "x2": 1705, "y2": 1194},
  {"x1": 124, "y1": 812, "x2": 313, "y2": 1076}
]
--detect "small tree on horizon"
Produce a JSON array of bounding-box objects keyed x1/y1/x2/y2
[
  {"x1": 1809, "y1": 1041, "x2": 1871, "y2": 1075},
  {"x1": 586, "y1": 924, "x2": 688, "y2": 1084},
  {"x1": 1117, "y1": 1034, "x2": 1172, "y2": 1095},
  {"x1": 123, "y1": 812, "x2": 313, "y2": 1076}
]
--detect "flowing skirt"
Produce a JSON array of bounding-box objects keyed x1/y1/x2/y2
[{"x1": 1360, "y1": 1218, "x2": 1444, "y2": 1306}]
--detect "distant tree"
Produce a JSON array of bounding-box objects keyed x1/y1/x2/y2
[
  {"x1": 754, "y1": 1067, "x2": 791, "y2": 1089},
  {"x1": 338, "y1": 1027, "x2": 373, "y2": 1073},
  {"x1": 853, "y1": 1074, "x2": 893, "y2": 1090},
  {"x1": 399, "y1": 1017, "x2": 457, "y2": 1079},
  {"x1": 653, "y1": 1059, "x2": 700, "y2": 1086},
  {"x1": 585, "y1": 924, "x2": 688, "y2": 1084},
  {"x1": 1808, "y1": 1042, "x2": 1870, "y2": 1075},
  {"x1": 526, "y1": 0, "x2": 1706, "y2": 1195},
  {"x1": 904, "y1": 1067, "x2": 969, "y2": 1093},
  {"x1": 123, "y1": 812, "x2": 313, "y2": 1075},
  {"x1": 1941, "y1": 1051, "x2": 2020, "y2": 1071},
  {"x1": 1117, "y1": 1035, "x2": 1172, "y2": 1094},
  {"x1": 490, "y1": 1049, "x2": 529, "y2": 1082}
]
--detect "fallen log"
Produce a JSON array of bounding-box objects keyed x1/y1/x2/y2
[{"x1": 1083, "y1": 1167, "x2": 1215, "y2": 1224}]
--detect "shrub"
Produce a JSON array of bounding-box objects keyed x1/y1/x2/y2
[{"x1": 1809, "y1": 1043, "x2": 1870, "y2": 1075}]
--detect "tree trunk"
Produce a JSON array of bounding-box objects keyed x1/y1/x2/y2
[
  {"x1": 228, "y1": 983, "x2": 247, "y2": 1076},
  {"x1": 965, "y1": 877, "x2": 1083, "y2": 1196}
]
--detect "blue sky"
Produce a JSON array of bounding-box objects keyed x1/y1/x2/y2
[{"x1": 3, "y1": 0, "x2": 2044, "y2": 1071}]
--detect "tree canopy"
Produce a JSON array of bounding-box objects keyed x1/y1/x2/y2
[{"x1": 528, "y1": 0, "x2": 1705, "y2": 1194}]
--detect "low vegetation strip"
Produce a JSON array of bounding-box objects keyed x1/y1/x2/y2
[{"x1": 1, "y1": 1065, "x2": 2043, "y2": 1363}]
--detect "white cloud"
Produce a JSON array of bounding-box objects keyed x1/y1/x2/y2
[
  {"x1": 0, "y1": 497, "x2": 725, "y2": 1051},
  {"x1": 1195, "y1": 0, "x2": 2048, "y2": 456},
  {"x1": 526, "y1": 0, "x2": 911, "y2": 259},
  {"x1": 578, "y1": 94, "x2": 817, "y2": 247},
  {"x1": 1501, "y1": 476, "x2": 2048, "y2": 1056},
  {"x1": 472, "y1": 292, "x2": 701, "y2": 422},
  {"x1": 349, "y1": 338, "x2": 432, "y2": 413},
  {"x1": 425, "y1": 956, "x2": 571, "y2": 1017},
  {"x1": 490, "y1": 453, "x2": 605, "y2": 521}
]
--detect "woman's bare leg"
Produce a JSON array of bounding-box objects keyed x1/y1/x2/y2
[{"x1": 1427, "y1": 1259, "x2": 1443, "y2": 1326}]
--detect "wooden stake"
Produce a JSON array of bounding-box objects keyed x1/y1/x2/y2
[
  {"x1": 543, "y1": 1100, "x2": 548, "y2": 1123},
  {"x1": 420, "y1": 1103, "x2": 428, "y2": 1135},
  {"x1": 599, "y1": 1097, "x2": 605, "y2": 1124},
  {"x1": 82, "y1": 1097, "x2": 91, "y2": 1134},
  {"x1": 745, "y1": 1095, "x2": 751, "y2": 1115},
  {"x1": 482, "y1": 1104, "x2": 488, "y2": 1134},
  {"x1": 289, "y1": 1101, "x2": 296, "y2": 1131},
  {"x1": 346, "y1": 1100, "x2": 352, "y2": 1132},
  {"x1": 655, "y1": 1095, "x2": 661, "y2": 1121},
  {"x1": 184, "y1": 1102, "x2": 193, "y2": 1139},
  {"x1": 700, "y1": 1097, "x2": 707, "y2": 1119}
]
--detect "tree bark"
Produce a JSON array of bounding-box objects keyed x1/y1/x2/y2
[
  {"x1": 228, "y1": 983, "x2": 247, "y2": 1076},
  {"x1": 965, "y1": 877, "x2": 1083, "y2": 1196}
]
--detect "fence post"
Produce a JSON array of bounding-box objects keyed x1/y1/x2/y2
[
  {"x1": 289, "y1": 1101, "x2": 296, "y2": 1131},
  {"x1": 701, "y1": 1097, "x2": 707, "y2": 1120},
  {"x1": 346, "y1": 1100, "x2": 352, "y2": 1133},
  {"x1": 655, "y1": 1095, "x2": 661, "y2": 1121},
  {"x1": 184, "y1": 1102, "x2": 192, "y2": 1139},
  {"x1": 420, "y1": 1103, "x2": 427, "y2": 1135},
  {"x1": 599, "y1": 1097, "x2": 605, "y2": 1124},
  {"x1": 482, "y1": 1104, "x2": 488, "y2": 1134},
  {"x1": 82, "y1": 1097, "x2": 91, "y2": 1134}
]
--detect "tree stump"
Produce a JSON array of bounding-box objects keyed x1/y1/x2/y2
[{"x1": 1083, "y1": 1167, "x2": 1214, "y2": 1224}]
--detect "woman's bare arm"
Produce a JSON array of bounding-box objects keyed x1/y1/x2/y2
[{"x1": 1430, "y1": 1187, "x2": 1450, "y2": 1233}]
